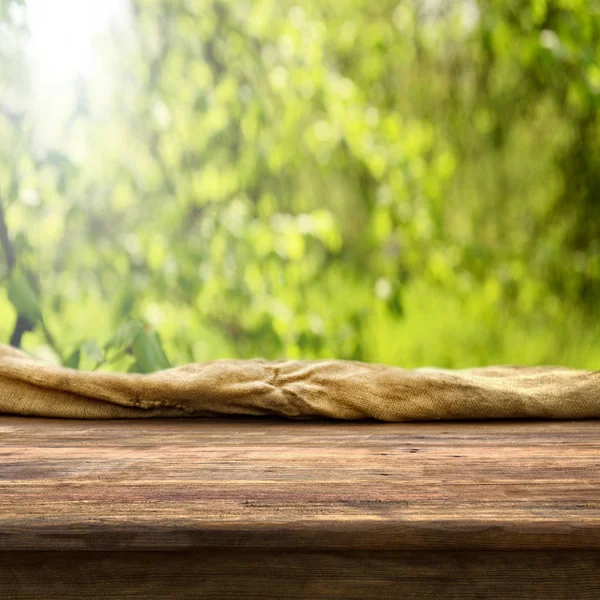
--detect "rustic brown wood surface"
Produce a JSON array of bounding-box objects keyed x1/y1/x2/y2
[
  {"x1": 0, "y1": 416, "x2": 599, "y2": 598},
  {"x1": 0, "y1": 416, "x2": 599, "y2": 551}
]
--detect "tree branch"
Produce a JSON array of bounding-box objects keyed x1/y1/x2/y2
[{"x1": 0, "y1": 201, "x2": 34, "y2": 348}]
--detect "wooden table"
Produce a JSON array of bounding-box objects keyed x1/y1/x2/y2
[{"x1": 0, "y1": 416, "x2": 599, "y2": 599}]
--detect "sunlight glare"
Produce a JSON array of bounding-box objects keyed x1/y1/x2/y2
[{"x1": 26, "y1": 0, "x2": 123, "y2": 83}]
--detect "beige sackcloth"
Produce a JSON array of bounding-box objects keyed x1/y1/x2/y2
[{"x1": 0, "y1": 343, "x2": 599, "y2": 420}]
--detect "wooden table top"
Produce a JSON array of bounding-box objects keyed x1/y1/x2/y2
[{"x1": 0, "y1": 416, "x2": 599, "y2": 552}]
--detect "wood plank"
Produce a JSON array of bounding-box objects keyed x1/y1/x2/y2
[
  {"x1": 0, "y1": 416, "x2": 599, "y2": 551},
  {"x1": 1, "y1": 549, "x2": 600, "y2": 599}
]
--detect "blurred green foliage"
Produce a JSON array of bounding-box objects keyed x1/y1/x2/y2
[{"x1": 1, "y1": 0, "x2": 599, "y2": 371}]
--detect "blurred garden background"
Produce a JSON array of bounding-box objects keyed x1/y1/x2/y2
[{"x1": 0, "y1": 0, "x2": 599, "y2": 372}]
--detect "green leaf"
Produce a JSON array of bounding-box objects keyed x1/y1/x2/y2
[
  {"x1": 106, "y1": 320, "x2": 142, "y2": 352},
  {"x1": 115, "y1": 287, "x2": 136, "y2": 320},
  {"x1": 7, "y1": 268, "x2": 41, "y2": 324},
  {"x1": 64, "y1": 348, "x2": 81, "y2": 369},
  {"x1": 131, "y1": 327, "x2": 171, "y2": 373},
  {"x1": 388, "y1": 291, "x2": 403, "y2": 317},
  {"x1": 81, "y1": 340, "x2": 104, "y2": 364}
]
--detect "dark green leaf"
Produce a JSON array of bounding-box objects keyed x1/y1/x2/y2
[
  {"x1": 7, "y1": 268, "x2": 41, "y2": 324},
  {"x1": 106, "y1": 320, "x2": 142, "y2": 352},
  {"x1": 131, "y1": 327, "x2": 171, "y2": 373},
  {"x1": 64, "y1": 348, "x2": 81, "y2": 369}
]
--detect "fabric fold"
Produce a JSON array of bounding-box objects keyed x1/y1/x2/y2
[{"x1": 0, "y1": 343, "x2": 598, "y2": 420}]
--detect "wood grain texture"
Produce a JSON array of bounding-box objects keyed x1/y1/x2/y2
[
  {"x1": 0, "y1": 416, "x2": 599, "y2": 552},
  {"x1": 1, "y1": 549, "x2": 600, "y2": 600}
]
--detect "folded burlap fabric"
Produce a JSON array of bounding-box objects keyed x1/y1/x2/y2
[{"x1": 0, "y1": 343, "x2": 598, "y2": 420}]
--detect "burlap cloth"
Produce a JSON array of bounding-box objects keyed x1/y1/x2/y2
[{"x1": 0, "y1": 343, "x2": 598, "y2": 420}]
